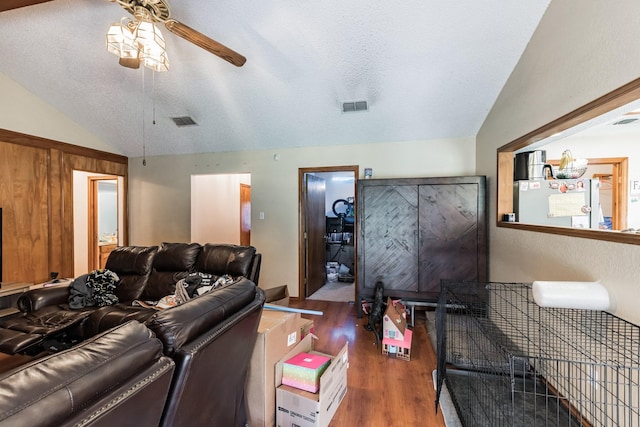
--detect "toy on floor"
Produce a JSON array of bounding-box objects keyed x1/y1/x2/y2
[{"x1": 364, "y1": 281, "x2": 386, "y2": 347}]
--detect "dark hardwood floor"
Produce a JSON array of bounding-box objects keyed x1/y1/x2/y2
[{"x1": 289, "y1": 299, "x2": 446, "y2": 427}]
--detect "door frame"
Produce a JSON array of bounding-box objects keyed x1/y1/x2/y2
[
  {"x1": 298, "y1": 165, "x2": 359, "y2": 301},
  {"x1": 87, "y1": 175, "x2": 119, "y2": 271},
  {"x1": 240, "y1": 183, "x2": 251, "y2": 245}
]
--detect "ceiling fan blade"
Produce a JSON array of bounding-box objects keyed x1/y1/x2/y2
[
  {"x1": 165, "y1": 19, "x2": 246, "y2": 67},
  {"x1": 0, "y1": 0, "x2": 54, "y2": 12}
]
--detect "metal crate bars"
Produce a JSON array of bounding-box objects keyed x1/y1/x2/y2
[{"x1": 435, "y1": 281, "x2": 640, "y2": 427}]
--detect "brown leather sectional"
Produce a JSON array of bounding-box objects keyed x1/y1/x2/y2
[{"x1": 0, "y1": 242, "x2": 266, "y2": 427}]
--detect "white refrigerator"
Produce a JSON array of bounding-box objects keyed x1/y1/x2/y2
[{"x1": 513, "y1": 179, "x2": 601, "y2": 229}]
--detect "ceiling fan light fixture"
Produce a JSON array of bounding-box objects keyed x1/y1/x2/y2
[
  {"x1": 135, "y1": 18, "x2": 170, "y2": 72},
  {"x1": 105, "y1": 11, "x2": 170, "y2": 72},
  {"x1": 106, "y1": 18, "x2": 138, "y2": 60}
]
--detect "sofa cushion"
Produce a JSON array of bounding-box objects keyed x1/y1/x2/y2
[
  {"x1": 194, "y1": 244, "x2": 257, "y2": 279},
  {"x1": 105, "y1": 246, "x2": 158, "y2": 275},
  {"x1": 105, "y1": 246, "x2": 158, "y2": 302},
  {"x1": 0, "y1": 305, "x2": 93, "y2": 336},
  {"x1": 145, "y1": 278, "x2": 257, "y2": 356},
  {"x1": 141, "y1": 242, "x2": 202, "y2": 301},
  {"x1": 153, "y1": 242, "x2": 202, "y2": 271},
  {"x1": 0, "y1": 328, "x2": 43, "y2": 355},
  {"x1": 83, "y1": 304, "x2": 157, "y2": 338}
]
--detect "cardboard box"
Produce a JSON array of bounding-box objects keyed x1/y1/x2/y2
[
  {"x1": 246, "y1": 310, "x2": 314, "y2": 427},
  {"x1": 263, "y1": 285, "x2": 290, "y2": 306},
  {"x1": 276, "y1": 334, "x2": 349, "y2": 427},
  {"x1": 282, "y1": 352, "x2": 331, "y2": 393}
]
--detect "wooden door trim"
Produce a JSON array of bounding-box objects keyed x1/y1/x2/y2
[
  {"x1": 298, "y1": 165, "x2": 359, "y2": 301},
  {"x1": 240, "y1": 183, "x2": 251, "y2": 246}
]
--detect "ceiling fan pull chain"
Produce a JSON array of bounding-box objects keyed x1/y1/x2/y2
[
  {"x1": 142, "y1": 67, "x2": 147, "y2": 166},
  {"x1": 152, "y1": 70, "x2": 156, "y2": 125}
]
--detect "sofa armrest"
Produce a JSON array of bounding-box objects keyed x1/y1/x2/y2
[
  {"x1": 17, "y1": 286, "x2": 70, "y2": 313},
  {"x1": 249, "y1": 253, "x2": 261, "y2": 285},
  {"x1": 145, "y1": 278, "x2": 260, "y2": 356},
  {"x1": 158, "y1": 286, "x2": 265, "y2": 427}
]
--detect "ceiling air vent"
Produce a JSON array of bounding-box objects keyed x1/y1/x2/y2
[
  {"x1": 171, "y1": 116, "x2": 198, "y2": 127},
  {"x1": 612, "y1": 118, "x2": 638, "y2": 125},
  {"x1": 342, "y1": 101, "x2": 368, "y2": 113}
]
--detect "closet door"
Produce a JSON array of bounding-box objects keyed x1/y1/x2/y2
[
  {"x1": 359, "y1": 183, "x2": 419, "y2": 294},
  {"x1": 419, "y1": 181, "x2": 483, "y2": 296},
  {"x1": 356, "y1": 176, "x2": 487, "y2": 315}
]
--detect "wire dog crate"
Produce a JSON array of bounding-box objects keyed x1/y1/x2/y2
[{"x1": 435, "y1": 282, "x2": 640, "y2": 426}]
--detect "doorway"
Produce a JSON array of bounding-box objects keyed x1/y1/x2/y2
[
  {"x1": 548, "y1": 156, "x2": 628, "y2": 230},
  {"x1": 240, "y1": 183, "x2": 251, "y2": 245},
  {"x1": 191, "y1": 173, "x2": 251, "y2": 244},
  {"x1": 586, "y1": 157, "x2": 628, "y2": 230},
  {"x1": 73, "y1": 171, "x2": 125, "y2": 277},
  {"x1": 88, "y1": 176, "x2": 119, "y2": 271},
  {"x1": 298, "y1": 166, "x2": 358, "y2": 302}
]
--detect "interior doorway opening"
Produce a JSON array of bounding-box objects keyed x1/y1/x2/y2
[
  {"x1": 547, "y1": 157, "x2": 628, "y2": 230},
  {"x1": 73, "y1": 171, "x2": 125, "y2": 277},
  {"x1": 298, "y1": 166, "x2": 358, "y2": 302},
  {"x1": 191, "y1": 173, "x2": 251, "y2": 244}
]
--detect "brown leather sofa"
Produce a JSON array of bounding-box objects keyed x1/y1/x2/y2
[
  {"x1": 0, "y1": 242, "x2": 266, "y2": 427},
  {"x1": 0, "y1": 320, "x2": 175, "y2": 427}
]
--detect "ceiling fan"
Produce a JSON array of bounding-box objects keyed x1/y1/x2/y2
[{"x1": 0, "y1": 0, "x2": 246, "y2": 68}]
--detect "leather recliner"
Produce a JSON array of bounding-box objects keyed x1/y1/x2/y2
[{"x1": 0, "y1": 320, "x2": 175, "y2": 427}]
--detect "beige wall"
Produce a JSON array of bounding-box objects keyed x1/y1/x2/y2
[
  {"x1": 0, "y1": 74, "x2": 117, "y2": 154},
  {"x1": 128, "y1": 138, "x2": 476, "y2": 296},
  {"x1": 477, "y1": 0, "x2": 640, "y2": 324}
]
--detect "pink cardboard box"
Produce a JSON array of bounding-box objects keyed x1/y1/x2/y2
[{"x1": 282, "y1": 352, "x2": 331, "y2": 393}]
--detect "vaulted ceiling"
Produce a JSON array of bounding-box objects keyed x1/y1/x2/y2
[{"x1": 0, "y1": 0, "x2": 551, "y2": 157}]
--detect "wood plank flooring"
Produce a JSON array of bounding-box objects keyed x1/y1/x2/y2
[{"x1": 289, "y1": 299, "x2": 446, "y2": 427}]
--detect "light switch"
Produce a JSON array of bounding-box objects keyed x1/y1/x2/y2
[{"x1": 259, "y1": 212, "x2": 265, "y2": 220}]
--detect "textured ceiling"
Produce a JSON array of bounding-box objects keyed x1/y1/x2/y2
[{"x1": 0, "y1": 0, "x2": 550, "y2": 157}]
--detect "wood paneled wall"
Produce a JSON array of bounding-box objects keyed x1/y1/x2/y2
[{"x1": 0, "y1": 129, "x2": 128, "y2": 284}]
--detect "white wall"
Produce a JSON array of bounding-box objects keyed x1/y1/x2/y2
[
  {"x1": 191, "y1": 173, "x2": 251, "y2": 244},
  {"x1": 313, "y1": 172, "x2": 355, "y2": 217},
  {"x1": 129, "y1": 137, "x2": 476, "y2": 295},
  {"x1": 476, "y1": 0, "x2": 640, "y2": 324}
]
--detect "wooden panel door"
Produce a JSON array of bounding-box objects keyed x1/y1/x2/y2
[
  {"x1": 304, "y1": 174, "x2": 327, "y2": 297},
  {"x1": 360, "y1": 183, "x2": 419, "y2": 293},
  {"x1": 419, "y1": 182, "x2": 481, "y2": 295}
]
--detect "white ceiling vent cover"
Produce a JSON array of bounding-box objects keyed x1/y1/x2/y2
[
  {"x1": 171, "y1": 116, "x2": 198, "y2": 127},
  {"x1": 612, "y1": 118, "x2": 638, "y2": 125},
  {"x1": 342, "y1": 101, "x2": 368, "y2": 113}
]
